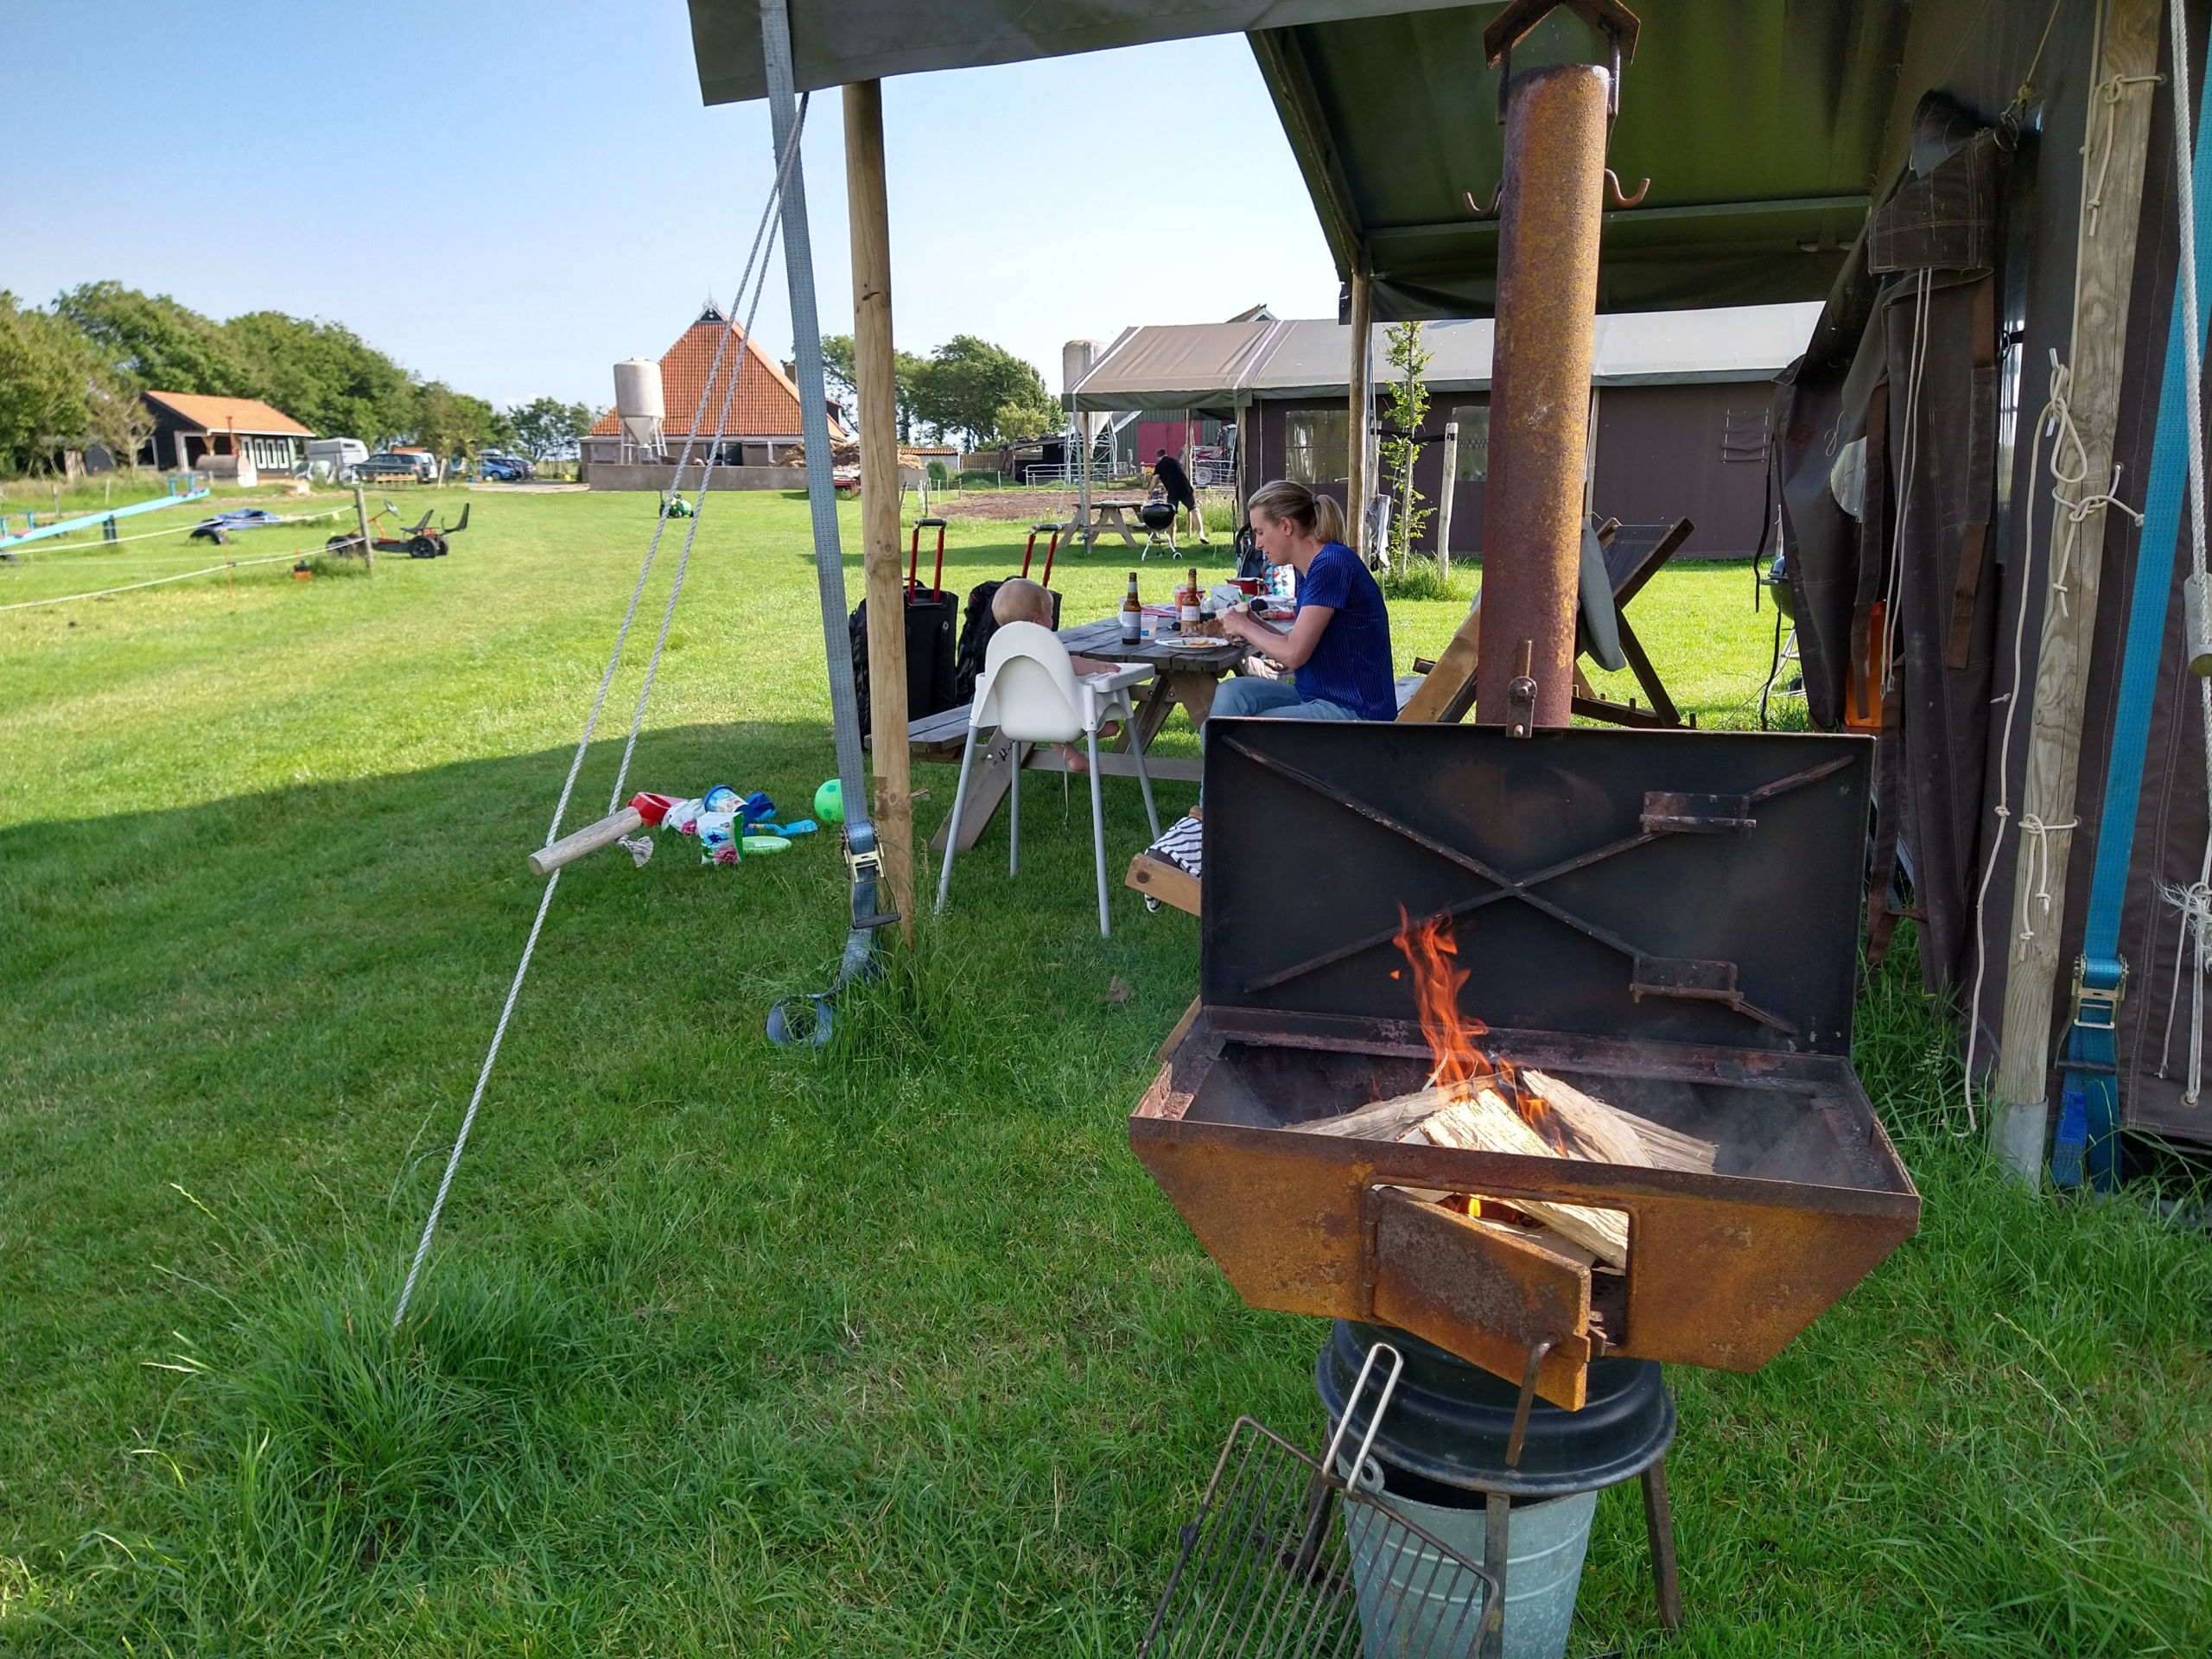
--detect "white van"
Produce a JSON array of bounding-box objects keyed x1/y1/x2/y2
[{"x1": 305, "y1": 437, "x2": 369, "y2": 481}]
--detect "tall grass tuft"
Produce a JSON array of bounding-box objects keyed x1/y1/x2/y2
[
  {"x1": 70, "y1": 1262, "x2": 605, "y2": 1647},
  {"x1": 1380, "y1": 556, "x2": 1464, "y2": 602}
]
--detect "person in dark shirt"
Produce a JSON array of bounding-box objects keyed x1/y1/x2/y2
[
  {"x1": 1211, "y1": 479, "x2": 1396, "y2": 727},
  {"x1": 1153, "y1": 448, "x2": 1210, "y2": 543}
]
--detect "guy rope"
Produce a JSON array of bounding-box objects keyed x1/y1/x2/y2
[{"x1": 392, "y1": 88, "x2": 883, "y2": 1325}]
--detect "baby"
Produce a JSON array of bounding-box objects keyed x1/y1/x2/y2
[{"x1": 989, "y1": 577, "x2": 1122, "y2": 769}]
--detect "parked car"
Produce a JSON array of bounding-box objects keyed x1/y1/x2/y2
[
  {"x1": 475, "y1": 452, "x2": 536, "y2": 482},
  {"x1": 359, "y1": 451, "x2": 434, "y2": 483}
]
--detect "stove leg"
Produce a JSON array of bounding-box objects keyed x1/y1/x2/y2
[
  {"x1": 1478, "y1": 1488, "x2": 1510, "y2": 1659},
  {"x1": 1640, "y1": 1459, "x2": 1683, "y2": 1632}
]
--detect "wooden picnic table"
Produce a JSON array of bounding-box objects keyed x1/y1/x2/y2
[
  {"x1": 906, "y1": 614, "x2": 1250, "y2": 853},
  {"x1": 1067, "y1": 497, "x2": 1147, "y2": 550}
]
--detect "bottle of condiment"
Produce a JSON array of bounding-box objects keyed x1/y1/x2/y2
[
  {"x1": 1121, "y1": 571, "x2": 1142, "y2": 643},
  {"x1": 1180, "y1": 566, "x2": 1202, "y2": 632}
]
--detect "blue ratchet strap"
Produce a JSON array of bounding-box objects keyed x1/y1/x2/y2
[{"x1": 2057, "y1": 72, "x2": 2212, "y2": 1189}]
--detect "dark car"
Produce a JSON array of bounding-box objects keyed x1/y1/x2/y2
[{"x1": 359, "y1": 452, "x2": 433, "y2": 483}]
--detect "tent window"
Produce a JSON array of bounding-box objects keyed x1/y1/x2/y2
[
  {"x1": 1449, "y1": 406, "x2": 1490, "y2": 481},
  {"x1": 1284, "y1": 409, "x2": 1349, "y2": 485},
  {"x1": 1721, "y1": 406, "x2": 1770, "y2": 462}
]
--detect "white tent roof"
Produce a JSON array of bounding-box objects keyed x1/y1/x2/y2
[{"x1": 1069, "y1": 303, "x2": 1824, "y2": 409}]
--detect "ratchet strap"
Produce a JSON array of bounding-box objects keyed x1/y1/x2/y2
[
  {"x1": 2055, "y1": 70, "x2": 2212, "y2": 1187},
  {"x1": 760, "y1": 0, "x2": 896, "y2": 1046}
]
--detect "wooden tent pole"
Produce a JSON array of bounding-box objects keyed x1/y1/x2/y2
[
  {"x1": 1990, "y1": 0, "x2": 2161, "y2": 1178},
  {"x1": 845, "y1": 79, "x2": 913, "y2": 942},
  {"x1": 1347, "y1": 268, "x2": 1372, "y2": 556}
]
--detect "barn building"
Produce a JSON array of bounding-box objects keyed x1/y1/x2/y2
[
  {"x1": 1068, "y1": 304, "x2": 1820, "y2": 559},
  {"x1": 580, "y1": 302, "x2": 847, "y2": 480}
]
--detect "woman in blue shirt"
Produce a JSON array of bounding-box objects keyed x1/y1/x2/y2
[{"x1": 1212, "y1": 479, "x2": 1397, "y2": 725}]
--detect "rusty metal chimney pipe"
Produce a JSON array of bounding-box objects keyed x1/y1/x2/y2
[{"x1": 1475, "y1": 62, "x2": 1609, "y2": 731}]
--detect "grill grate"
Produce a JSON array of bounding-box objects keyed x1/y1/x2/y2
[{"x1": 1141, "y1": 1345, "x2": 1497, "y2": 1658}]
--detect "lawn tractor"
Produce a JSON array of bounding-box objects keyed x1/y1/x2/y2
[{"x1": 326, "y1": 499, "x2": 472, "y2": 560}]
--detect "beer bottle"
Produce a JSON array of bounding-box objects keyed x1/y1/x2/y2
[
  {"x1": 1180, "y1": 566, "x2": 1202, "y2": 632},
  {"x1": 1121, "y1": 571, "x2": 1142, "y2": 643}
]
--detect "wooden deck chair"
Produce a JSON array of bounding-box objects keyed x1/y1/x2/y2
[{"x1": 1396, "y1": 518, "x2": 1694, "y2": 726}]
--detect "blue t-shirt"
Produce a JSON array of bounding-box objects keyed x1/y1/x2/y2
[{"x1": 1294, "y1": 542, "x2": 1396, "y2": 720}]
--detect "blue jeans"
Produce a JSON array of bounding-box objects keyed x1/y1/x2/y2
[{"x1": 1202, "y1": 677, "x2": 1361, "y2": 761}]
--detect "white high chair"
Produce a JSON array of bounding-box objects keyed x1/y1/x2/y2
[{"x1": 935, "y1": 620, "x2": 1162, "y2": 936}]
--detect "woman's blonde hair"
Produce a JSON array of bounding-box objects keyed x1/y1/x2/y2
[{"x1": 1247, "y1": 479, "x2": 1349, "y2": 548}]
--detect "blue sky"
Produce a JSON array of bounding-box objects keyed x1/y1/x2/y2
[{"x1": 0, "y1": 3, "x2": 1341, "y2": 410}]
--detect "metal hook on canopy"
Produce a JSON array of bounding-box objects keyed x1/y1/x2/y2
[{"x1": 1606, "y1": 168, "x2": 1650, "y2": 207}]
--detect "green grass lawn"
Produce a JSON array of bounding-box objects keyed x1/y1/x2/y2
[{"x1": 3, "y1": 488, "x2": 2207, "y2": 1655}]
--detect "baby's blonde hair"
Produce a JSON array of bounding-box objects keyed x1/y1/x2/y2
[{"x1": 992, "y1": 577, "x2": 1054, "y2": 626}]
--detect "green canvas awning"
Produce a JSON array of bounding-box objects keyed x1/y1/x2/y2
[{"x1": 688, "y1": 2, "x2": 2054, "y2": 321}]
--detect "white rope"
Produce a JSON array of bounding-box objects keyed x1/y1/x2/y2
[
  {"x1": 2156, "y1": 0, "x2": 2212, "y2": 1109},
  {"x1": 0, "y1": 549, "x2": 315, "y2": 611},
  {"x1": 391, "y1": 98, "x2": 810, "y2": 1329},
  {"x1": 1, "y1": 504, "x2": 353, "y2": 556}
]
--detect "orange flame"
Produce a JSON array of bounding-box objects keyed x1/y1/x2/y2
[{"x1": 1392, "y1": 906, "x2": 1572, "y2": 1152}]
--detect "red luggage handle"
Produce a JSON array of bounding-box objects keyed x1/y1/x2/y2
[
  {"x1": 907, "y1": 517, "x2": 947, "y2": 600},
  {"x1": 1020, "y1": 520, "x2": 1064, "y2": 587}
]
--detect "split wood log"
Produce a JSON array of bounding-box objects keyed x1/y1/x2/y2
[
  {"x1": 1296, "y1": 1072, "x2": 1716, "y2": 1176},
  {"x1": 1520, "y1": 1071, "x2": 1716, "y2": 1174},
  {"x1": 1408, "y1": 1091, "x2": 1630, "y2": 1268}
]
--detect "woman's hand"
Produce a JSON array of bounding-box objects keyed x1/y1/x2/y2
[{"x1": 1222, "y1": 601, "x2": 1334, "y2": 671}]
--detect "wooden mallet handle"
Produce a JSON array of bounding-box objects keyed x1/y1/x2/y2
[{"x1": 528, "y1": 806, "x2": 644, "y2": 876}]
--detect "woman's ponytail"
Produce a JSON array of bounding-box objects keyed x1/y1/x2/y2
[{"x1": 1248, "y1": 478, "x2": 1350, "y2": 547}]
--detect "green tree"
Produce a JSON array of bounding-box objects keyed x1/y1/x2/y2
[
  {"x1": 54, "y1": 280, "x2": 245, "y2": 395},
  {"x1": 0, "y1": 292, "x2": 94, "y2": 474},
  {"x1": 223, "y1": 311, "x2": 416, "y2": 443},
  {"x1": 1379, "y1": 321, "x2": 1433, "y2": 570},
  {"x1": 821, "y1": 332, "x2": 929, "y2": 442},
  {"x1": 507, "y1": 396, "x2": 594, "y2": 461},
  {"x1": 910, "y1": 335, "x2": 1054, "y2": 449},
  {"x1": 84, "y1": 370, "x2": 155, "y2": 470},
  {"x1": 410, "y1": 383, "x2": 505, "y2": 467}
]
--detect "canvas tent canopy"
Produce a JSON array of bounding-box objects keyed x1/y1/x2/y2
[{"x1": 1067, "y1": 304, "x2": 1822, "y2": 408}]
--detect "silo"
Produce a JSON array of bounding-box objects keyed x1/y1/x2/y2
[
  {"x1": 1063, "y1": 338, "x2": 1104, "y2": 456},
  {"x1": 613, "y1": 358, "x2": 664, "y2": 460}
]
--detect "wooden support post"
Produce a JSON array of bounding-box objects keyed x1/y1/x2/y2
[
  {"x1": 1991, "y1": 0, "x2": 2160, "y2": 1179},
  {"x1": 845, "y1": 79, "x2": 913, "y2": 942},
  {"x1": 1347, "y1": 268, "x2": 1372, "y2": 558}
]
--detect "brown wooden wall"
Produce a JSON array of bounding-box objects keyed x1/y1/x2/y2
[{"x1": 1249, "y1": 380, "x2": 1777, "y2": 559}]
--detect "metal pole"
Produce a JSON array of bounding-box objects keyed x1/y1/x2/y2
[
  {"x1": 1437, "y1": 419, "x2": 1459, "y2": 581},
  {"x1": 845, "y1": 79, "x2": 913, "y2": 942},
  {"x1": 760, "y1": 0, "x2": 869, "y2": 841},
  {"x1": 1474, "y1": 63, "x2": 1608, "y2": 729},
  {"x1": 1347, "y1": 270, "x2": 1372, "y2": 557}
]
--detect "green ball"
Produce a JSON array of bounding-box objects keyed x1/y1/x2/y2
[{"x1": 813, "y1": 779, "x2": 843, "y2": 824}]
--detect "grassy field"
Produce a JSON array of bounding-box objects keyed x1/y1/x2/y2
[{"x1": 3, "y1": 487, "x2": 2207, "y2": 1655}]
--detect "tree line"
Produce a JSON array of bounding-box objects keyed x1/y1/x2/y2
[
  {"x1": 0, "y1": 283, "x2": 599, "y2": 476},
  {"x1": 818, "y1": 332, "x2": 1061, "y2": 451}
]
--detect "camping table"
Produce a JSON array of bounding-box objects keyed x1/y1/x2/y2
[
  {"x1": 1069, "y1": 497, "x2": 1147, "y2": 550},
  {"x1": 908, "y1": 616, "x2": 1250, "y2": 853}
]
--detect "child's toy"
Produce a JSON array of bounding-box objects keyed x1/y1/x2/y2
[
  {"x1": 814, "y1": 779, "x2": 843, "y2": 823},
  {"x1": 742, "y1": 835, "x2": 793, "y2": 855}
]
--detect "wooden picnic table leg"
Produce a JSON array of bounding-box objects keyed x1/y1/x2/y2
[
  {"x1": 1117, "y1": 667, "x2": 1217, "y2": 755},
  {"x1": 927, "y1": 734, "x2": 1020, "y2": 854}
]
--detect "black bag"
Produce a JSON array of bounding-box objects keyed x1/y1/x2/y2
[
  {"x1": 849, "y1": 589, "x2": 957, "y2": 735},
  {"x1": 952, "y1": 580, "x2": 1062, "y2": 705}
]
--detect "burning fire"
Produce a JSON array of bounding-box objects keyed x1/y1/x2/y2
[{"x1": 1393, "y1": 906, "x2": 1573, "y2": 1154}]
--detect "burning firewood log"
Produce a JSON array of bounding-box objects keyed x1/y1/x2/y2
[
  {"x1": 1407, "y1": 1092, "x2": 1631, "y2": 1268},
  {"x1": 1294, "y1": 1075, "x2": 1715, "y2": 1174}
]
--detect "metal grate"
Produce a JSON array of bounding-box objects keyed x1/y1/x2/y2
[{"x1": 1140, "y1": 1345, "x2": 1497, "y2": 1658}]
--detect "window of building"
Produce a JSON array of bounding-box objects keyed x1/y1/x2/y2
[
  {"x1": 1449, "y1": 405, "x2": 1491, "y2": 480},
  {"x1": 1283, "y1": 408, "x2": 1349, "y2": 485}
]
